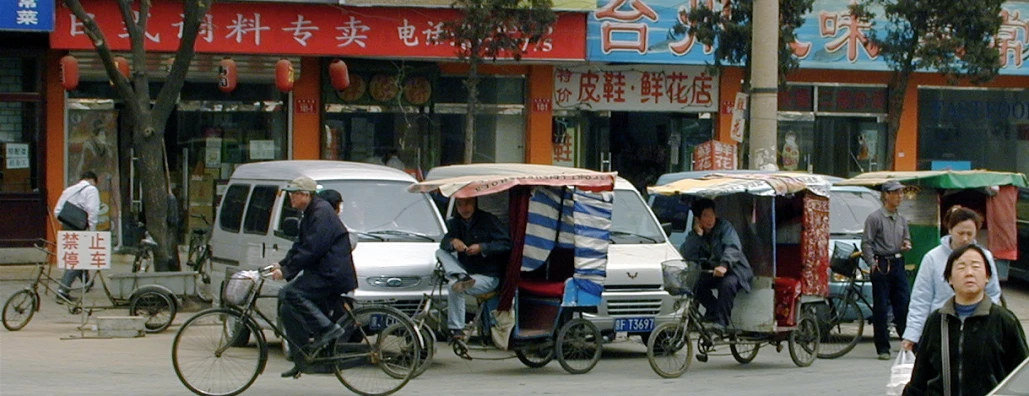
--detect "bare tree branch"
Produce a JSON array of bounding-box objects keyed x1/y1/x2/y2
[
  {"x1": 115, "y1": 0, "x2": 141, "y2": 48},
  {"x1": 64, "y1": 0, "x2": 138, "y2": 116},
  {"x1": 155, "y1": 0, "x2": 212, "y2": 124}
]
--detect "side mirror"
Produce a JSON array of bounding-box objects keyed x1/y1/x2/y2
[{"x1": 276, "y1": 217, "x2": 300, "y2": 240}]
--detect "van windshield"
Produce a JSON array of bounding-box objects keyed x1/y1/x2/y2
[
  {"x1": 611, "y1": 190, "x2": 666, "y2": 244},
  {"x1": 830, "y1": 189, "x2": 881, "y2": 236},
  {"x1": 321, "y1": 180, "x2": 444, "y2": 242}
]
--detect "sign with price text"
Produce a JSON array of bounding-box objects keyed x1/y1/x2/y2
[{"x1": 57, "y1": 231, "x2": 112, "y2": 270}]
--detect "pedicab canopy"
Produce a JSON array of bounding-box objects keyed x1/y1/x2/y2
[
  {"x1": 407, "y1": 171, "x2": 616, "y2": 198},
  {"x1": 833, "y1": 170, "x2": 1028, "y2": 189},
  {"x1": 647, "y1": 172, "x2": 832, "y2": 198}
]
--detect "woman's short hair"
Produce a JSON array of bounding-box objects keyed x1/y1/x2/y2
[
  {"x1": 944, "y1": 205, "x2": 983, "y2": 230},
  {"x1": 691, "y1": 198, "x2": 716, "y2": 218},
  {"x1": 944, "y1": 244, "x2": 992, "y2": 280}
]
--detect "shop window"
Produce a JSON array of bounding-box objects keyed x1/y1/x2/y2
[
  {"x1": 434, "y1": 77, "x2": 525, "y2": 104},
  {"x1": 779, "y1": 85, "x2": 814, "y2": 112},
  {"x1": 243, "y1": 185, "x2": 278, "y2": 235},
  {"x1": 0, "y1": 55, "x2": 41, "y2": 193},
  {"x1": 220, "y1": 184, "x2": 251, "y2": 233},
  {"x1": 918, "y1": 88, "x2": 1029, "y2": 174}
]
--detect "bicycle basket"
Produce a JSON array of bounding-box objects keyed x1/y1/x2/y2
[
  {"x1": 661, "y1": 259, "x2": 701, "y2": 296},
  {"x1": 830, "y1": 241, "x2": 861, "y2": 278},
  {"x1": 223, "y1": 270, "x2": 259, "y2": 306}
]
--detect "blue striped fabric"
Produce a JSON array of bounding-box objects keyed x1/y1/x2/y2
[{"x1": 521, "y1": 186, "x2": 613, "y2": 300}]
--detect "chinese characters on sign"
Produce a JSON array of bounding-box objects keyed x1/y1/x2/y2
[
  {"x1": 692, "y1": 140, "x2": 737, "y2": 171},
  {"x1": 57, "y1": 231, "x2": 112, "y2": 270},
  {"x1": 729, "y1": 93, "x2": 747, "y2": 143},
  {"x1": 0, "y1": 0, "x2": 54, "y2": 32},
  {"x1": 51, "y1": 0, "x2": 585, "y2": 60},
  {"x1": 5, "y1": 143, "x2": 30, "y2": 169},
  {"x1": 554, "y1": 65, "x2": 718, "y2": 112}
]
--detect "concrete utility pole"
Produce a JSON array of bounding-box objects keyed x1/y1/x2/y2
[{"x1": 748, "y1": 0, "x2": 779, "y2": 170}]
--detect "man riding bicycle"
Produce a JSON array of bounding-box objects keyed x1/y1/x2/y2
[{"x1": 269, "y1": 176, "x2": 357, "y2": 378}]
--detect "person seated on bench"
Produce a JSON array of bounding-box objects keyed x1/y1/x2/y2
[
  {"x1": 438, "y1": 197, "x2": 512, "y2": 341},
  {"x1": 679, "y1": 199, "x2": 754, "y2": 333}
]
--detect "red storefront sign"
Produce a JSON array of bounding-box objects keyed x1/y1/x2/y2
[
  {"x1": 51, "y1": 0, "x2": 586, "y2": 60},
  {"x1": 692, "y1": 140, "x2": 737, "y2": 171}
]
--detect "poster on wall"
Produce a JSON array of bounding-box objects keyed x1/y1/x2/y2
[
  {"x1": 552, "y1": 120, "x2": 577, "y2": 167},
  {"x1": 67, "y1": 110, "x2": 121, "y2": 241}
]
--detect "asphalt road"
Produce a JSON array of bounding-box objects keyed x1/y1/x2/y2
[{"x1": 2, "y1": 262, "x2": 1028, "y2": 396}]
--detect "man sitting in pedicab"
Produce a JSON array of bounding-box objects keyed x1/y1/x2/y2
[
  {"x1": 438, "y1": 197, "x2": 512, "y2": 341},
  {"x1": 679, "y1": 198, "x2": 754, "y2": 333}
]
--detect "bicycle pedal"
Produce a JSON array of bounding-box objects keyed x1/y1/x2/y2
[{"x1": 695, "y1": 354, "x2": 709, "y2": 363}]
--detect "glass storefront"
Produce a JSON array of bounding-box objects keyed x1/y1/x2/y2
[
  {"x1": 0, "y1": 55, "x2": 41, "y2": 194},
  {"x1": 778, "y1": 84, "x2": 889, "y2": 177},
  {"x1": 918, "y1": 87, "x2": 1029, "y2": 174}
]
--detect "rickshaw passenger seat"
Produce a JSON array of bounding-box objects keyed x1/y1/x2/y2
[{"x1": 519, "y1": 280, "x2": 565, "y2": 298}]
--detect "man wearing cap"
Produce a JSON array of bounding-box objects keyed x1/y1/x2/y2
[
  {"x1": 861, "y1": 180, "x2": 912, "y2": 361},
  {"x1": 270, "y1": 176, "x2": 357, "y2": 378}
]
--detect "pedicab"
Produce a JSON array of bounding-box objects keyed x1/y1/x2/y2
[
  {"x1": 407, "y1": 168, "x2": 617, "y2": 374},
  {"x1": 644, "y1": 172, "x2": 830, "y2": 377},
  {"x1": 835, "y1": 170, "x2": 1028, "y2": 282}
]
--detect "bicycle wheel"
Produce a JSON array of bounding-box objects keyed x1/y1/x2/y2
[
  {"x1": 3, "y1": 290, "x2": 37, "y2": 331},
  {"x1": 132, "y1": 248, "x2": 154, "y2": 273},
  {"x1": 556, "y1": 318, "x2": 602, "y2": 374},
  {"x1": 817, "y1": 296, "x2": 864, "y2": 359},
  {"x1": 172, "y1": 309, "x2": 266, "y2": 396},
  {"x1": 130, "y1": 289, "x2": 177, "y2": 333},
  {"x1": 789, "y1": 313, "x2": 820, "y2": 367},
  {"x1": 409, "y1": 318, "x2": 435, "y2": 378},
  {"x1": 334, "y1": 305, "x2": 418, "y2": 396},
  {"x1": 730, "y1": 340, "x2": 760, "y2": 364},
  {"x1": 647, "y1": 321, "x2": 693, "y2": 378},
  {"x1": 515, "y1": 344, "x2": 555, "y2": 368}
]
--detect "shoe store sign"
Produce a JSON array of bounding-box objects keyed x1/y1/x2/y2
[
  {"x1": 554, "y1": 65, "x2": 718, "y2": 112},
  {"x1": 57, "y1": 231, "x2": 111, "y2": 270}
]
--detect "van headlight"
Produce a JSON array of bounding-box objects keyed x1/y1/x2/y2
[{"x1": 366, "y1": 276, "x2": 422, "y2": 288}]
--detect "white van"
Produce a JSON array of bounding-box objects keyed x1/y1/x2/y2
[
  {"x1": 424, "y1": 164, "x2": 682, "y2": 342},
  {"x1": 208, "y1": 160, "x2": 447, "y2": 329}
]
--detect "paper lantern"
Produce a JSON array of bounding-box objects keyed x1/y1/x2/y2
[
  {"x1": 275, "y1": 59, "x2": 295, "y2": 92},
  {"x1": 60, "y1": 55, "x2": 79, "y2": 91},
  {"x1": 113, "y1": 56, "x2": 130, "y2": 80},
  {"x1": 328, "y1": 59, "x2": 350, "y2": 91},
  {"x1": 218, "y1": 57, "x2": 237, "y2": 93}
]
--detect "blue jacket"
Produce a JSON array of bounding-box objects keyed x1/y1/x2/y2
[
  {"x1": 281, "y1": 196, "x2": 357, "y2": 293},
  {"x1": 903, "y1": 236, "x2": 1003, "y2": 343},
  {"x1": 680, "y1": 218, "x2": 754, "y2": 292}
]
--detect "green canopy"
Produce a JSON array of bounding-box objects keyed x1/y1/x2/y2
[{"x1": 835, "y1": 170, "x2": 1028, "y2": 190}]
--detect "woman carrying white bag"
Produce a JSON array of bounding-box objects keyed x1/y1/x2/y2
[{"x1": 904, "y1": 245, "x2": 1028, "y2": 396}]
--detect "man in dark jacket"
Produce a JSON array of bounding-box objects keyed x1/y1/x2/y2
[
  {"x1": 438, "y1": 197, "x2": 511, "y2": 340},
  {"x1": 270, "y1": 176, "x2": 357, "y2": 378},
  {"x1": 680, "y1": 198, "x2": 753, "y2": 332}
]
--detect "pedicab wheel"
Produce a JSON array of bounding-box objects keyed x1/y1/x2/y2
[
  {"x1": 646, "y1": 322, "x2": 693, "y2": 378},
  {"x1": 130, "y1": 289, "x2": 177, "y2": 333},
  {"x1": 2, "y1": 290, "x2": 37, "y2": 331},
  {"x1": 555, "y1": 318, "x2": 602, "y2": 374},
  {"x1": 729, "y1": 340, "x2": 760, "y2": 364},
  {"x1": 410, "y1": 320, "x2": 435, "y2": 378},
  {"x1": 335, "y1": 305, "x2": 418, "y2": 396},
  {"x1": 515, "y1": 345, "x2": 555, "y2": 368},
  {"x1": 789, "y1": 313, "x2": 820, "y2": 367},
  {"x1": 172, "y1": 309, "x2": 267, "y2": 396},
  {"x1": 817, "y1": 296, "x2": 863, "y2": 359}
]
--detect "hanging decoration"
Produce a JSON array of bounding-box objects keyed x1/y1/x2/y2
[
  {"x1": 275, "y1": 58, "x2": 295, "y2": 92},
  {"x1": 218, "y1": 57, "x2": 238, "y2": 93},
  {"x1": 328, "y1": 59, "x2": 350, "y2": 91},
  {"x1": 60, "y1": 54, "x2": 79, "y2": 91}
]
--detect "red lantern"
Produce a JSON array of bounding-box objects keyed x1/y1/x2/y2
[
  {"x1": 328, "y1": 59, "x2": 350, "y2": 91},
  {"x1": 60, "y1": 55, "x2": 79, "y2": 91},
  {"x1": 275, "y1": 59, "x2": 295, "y2": 93},
  {"x1": 113, "y1": 56, "x2": 130, "y2": 80},
  {"x1": 218, "y1": 57, "x2": 237, "y2": 93}
]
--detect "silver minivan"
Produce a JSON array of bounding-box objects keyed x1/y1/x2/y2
[
  {"x1": 425, "y1": 164, "x2": 682, "y2": 342},
  {"x1": 208, "y1": 160, "x2": 446, "y2": 332}
]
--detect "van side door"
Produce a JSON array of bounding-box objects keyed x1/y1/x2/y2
[
  {"x1": 211, "y1": 183, "x2": 252, "y2": 267},
  {"x1": 238, "y1": 184, "x2": 280, "y2": 268}
]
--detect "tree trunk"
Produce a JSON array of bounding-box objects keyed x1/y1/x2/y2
[
  {"x1": 883, "y1": 67, "x2": 911, "y2": 171},
  {"x1": 462, "y1": 57, "x2": 480, "y2": 164},
  {"x1": 133, "y1": 109, "x2": 174, "y2": 271}
]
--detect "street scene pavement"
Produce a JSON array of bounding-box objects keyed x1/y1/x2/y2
[{"x1": 2, "y1": 258, "x2": 1029, "y2": 396}]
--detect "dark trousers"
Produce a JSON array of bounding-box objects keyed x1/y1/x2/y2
[
  {"x1": 871, "y1": 258, "x2": 909, "y2": 354},
  {"x1": 696, "y1": 273, "x2": 742, "y2": 326},
  {"x1": 278, "y1": 279, "x2": 340, "y2": 356},
  {"x1": 59, "y1": 270, "x2": 89, "y2": 294}
]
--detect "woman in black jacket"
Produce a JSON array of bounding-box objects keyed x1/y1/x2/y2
[{"x1": 904, "y1": 244, "x2": 1029, "y2": 396}]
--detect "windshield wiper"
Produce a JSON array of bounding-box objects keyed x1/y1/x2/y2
[
  {"x1": 366, "y1": 230, "x2": 436, "y2": 242},
  {"x1": 610, "y1": 230, "x2": 660, "y2": 243},
  {"x1": 350, "y1": 231, "x2": 386, "y2": 241}
]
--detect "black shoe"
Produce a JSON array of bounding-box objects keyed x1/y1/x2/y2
[
  {"x1": 450, "y1": 329, "x2": 466, "y2": 341},
  {"x1": 451, "y1": 274, "x2": 476, "y2": 294},
  {"x1": 281, "y1": 363, "x2": 304, "y2": 378}
]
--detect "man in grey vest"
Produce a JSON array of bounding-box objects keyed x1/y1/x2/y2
[{"x1": 861, "y1": 180, "x2": 912, "y2": 361}]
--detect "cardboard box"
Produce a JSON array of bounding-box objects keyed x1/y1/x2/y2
[{"x1": 189, "y1": 174, "x2": 215, "y2": 204}]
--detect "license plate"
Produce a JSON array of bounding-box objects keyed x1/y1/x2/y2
[
  {"x1": 369, "y1": 314, "x2": 400, "y2": 331},
  {"x1": 614, "y1": 317, "x2": 655, "y2": 332}
]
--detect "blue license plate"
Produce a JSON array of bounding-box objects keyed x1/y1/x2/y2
[
  {"x1": 369, "y1": 314, "x2": 400, "y2": 331},
  {"x1": 614, "y1": 317, "x2": 655, "y2": 332}
]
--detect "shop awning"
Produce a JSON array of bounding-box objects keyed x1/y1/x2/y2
[
  {"x1": 648, "y1": 172, "x2": 832, "y2": 198},
  {"x1": 836, "y1": 170, "x2": 1029, "y2": 189}
]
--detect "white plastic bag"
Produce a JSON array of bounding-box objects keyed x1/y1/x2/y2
[{"x1": 886, "y1": 350, "x2": 916, "y2": 396}]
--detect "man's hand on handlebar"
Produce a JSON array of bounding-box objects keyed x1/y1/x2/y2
[
  {"x1": 265, "y1": 263, "x2": 283, "y2": 280},
  {"x1": 713, "y1": 266, "x2": 728, "y2": 277}
]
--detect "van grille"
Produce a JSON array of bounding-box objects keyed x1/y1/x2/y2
[
  {"x1": 604, "y1": 284, "x2": 662, "y2": 291},
  {"x1": 605, "y1": 298, "x2": 663, "y2": 316}
]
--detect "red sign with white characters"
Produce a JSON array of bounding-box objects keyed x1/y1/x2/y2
[
  {"x1": 692, "y1": 140, "x2": 737, "y2": 171},
  {"x1": 51, "y1": 0, "x2": 586, "y2": 60}
]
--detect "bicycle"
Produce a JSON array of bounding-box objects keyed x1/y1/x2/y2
[
  {"x1": 817, "y1": 259, "x2": 873, "y2": 359},
  {"x1": 185, "y1": 214, "x2": 212, "y2": 282},
  {"x1": 131, "y1": 222, "x2": 159, "y2": 273},
  {"x1": 171, "y1": 267, "x2": 421, "y2": 396}
]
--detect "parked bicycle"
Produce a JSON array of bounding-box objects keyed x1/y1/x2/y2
[
  {"x1": 818, "y1": 251, "x2": 873, "y2": 359},
  {"x1": 171, "y1": 267, "x2": 421, "y2": 396},
  {"x1": 131, "y1": 222, "x2": 158, "y2": 273},
  {"x1": 185, "y1": 214, "x2": 212, "y2": 282}
]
